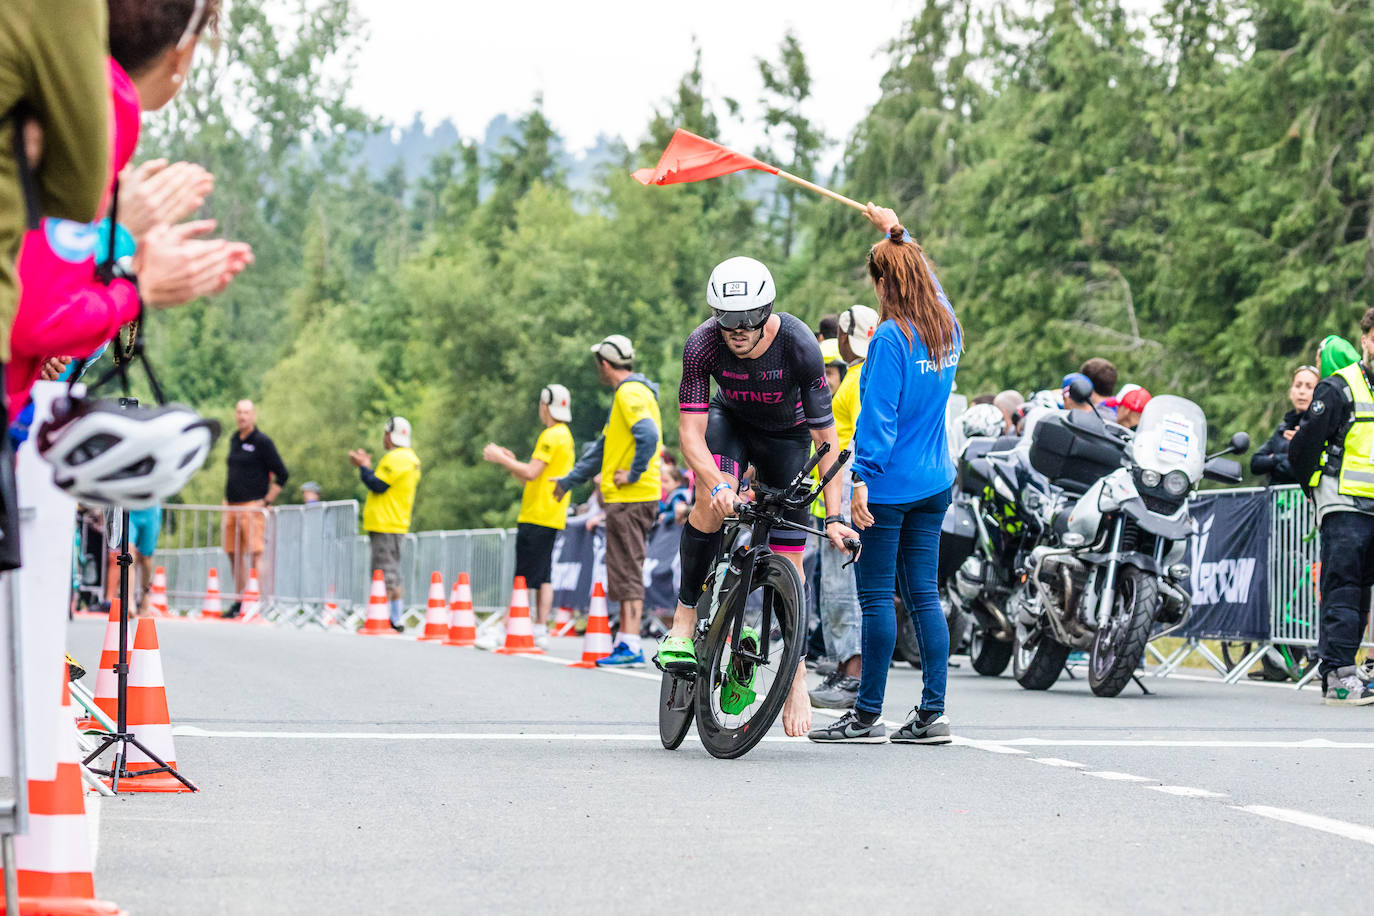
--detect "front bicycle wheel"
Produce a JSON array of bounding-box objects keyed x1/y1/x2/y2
[{"x1": 695, "y1": 553, "x2": 804, "y2": 759}]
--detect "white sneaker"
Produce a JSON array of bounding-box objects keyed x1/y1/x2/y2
[
  {"x1": 475, "y1": 629, "x2": 504, "y2": 651},
  {"x1": 534, "y1": 633, "x2": 550, "y2": 649}
]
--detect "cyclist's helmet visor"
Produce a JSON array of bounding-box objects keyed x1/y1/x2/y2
[{"x1": 713, "y1": 303, "x2": 773, "y2": 331}]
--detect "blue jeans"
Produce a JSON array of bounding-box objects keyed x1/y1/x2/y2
[{"x1": 854, "y1": 490, "x2": 951, "y2": 715}]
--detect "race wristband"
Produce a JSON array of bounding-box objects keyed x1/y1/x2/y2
[{"x1": 711, "y1": 482, "x2": 733, "y2": 497}]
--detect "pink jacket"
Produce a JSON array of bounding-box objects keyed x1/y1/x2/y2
[{"x1": 7, "y1": 59, "x2": 142, "y2": 414}]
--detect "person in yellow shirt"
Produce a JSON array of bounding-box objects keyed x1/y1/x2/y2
[
  {"x1": 484, "y1": 384, "x2": 576, "y2": 646},
  {"x1": 554, "y1": 335, "x2": 662, "y2": 667},
  {"x1": 350, "y1": 417, "x2": 422, "y2": 632},
  {"x1": 810, "y1": 304, "x2": 879, "y2": 709}
]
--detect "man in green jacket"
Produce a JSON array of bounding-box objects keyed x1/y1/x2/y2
[{"x1": 0, "y1": 0, "x2": 111, "y2": 362}]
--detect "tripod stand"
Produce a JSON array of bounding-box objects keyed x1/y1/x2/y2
[{"x1": 82, "y1": 397, "x2": 196, "y2": 793}]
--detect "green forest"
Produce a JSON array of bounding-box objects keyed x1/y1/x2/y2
[{"x1": 136, "y1": 0, "x2": 1374, "y2": 529}]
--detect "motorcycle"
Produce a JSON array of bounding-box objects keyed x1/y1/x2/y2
[
  {"x1": 1010, "y1": 382, "x2": 1249, "y2": 696},
  {"x1": 939, "y1": 434, "x2": 1049, "y2": 676}
]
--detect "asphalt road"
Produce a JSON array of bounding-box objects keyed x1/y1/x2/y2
[{"x1": 67, "y1": 617, "x2": 1373, "y2": 915}]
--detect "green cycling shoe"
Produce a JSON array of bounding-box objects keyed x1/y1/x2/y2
[
  {"x1": 720, "y1": 626, "x2": 761, "y2": 716},
  {"x1": 656, "y1": 635, "x2": 698, "y2": 674}
]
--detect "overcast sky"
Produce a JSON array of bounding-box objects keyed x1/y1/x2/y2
[{"x1": 349, "y1": 0, "x2": 919, "y2": 161}]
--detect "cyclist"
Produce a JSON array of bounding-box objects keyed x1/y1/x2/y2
[{"x1": 656, "y1": 255, "x2": 858, "y2": 737}]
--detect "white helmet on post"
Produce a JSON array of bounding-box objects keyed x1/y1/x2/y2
[{"x1": 706, "y1": 256, "x2": 775, "y2": 330}]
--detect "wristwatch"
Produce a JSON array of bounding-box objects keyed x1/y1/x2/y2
[
  {"x1": 824, "y1": 514, "x2": 846, "y2": 527},
  {"x1": 850, "y1": 472, "x2": 867, "y2": 488}
]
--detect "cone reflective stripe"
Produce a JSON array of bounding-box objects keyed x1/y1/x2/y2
[
  {"x1": 109, "y1": 617, "x2": 192, "y2": 793},
  {"x1": 569, "y1": 582, "x2": 613, "y2": 668},
  {"x1": 360, "y1": 569, "x2": 392, "y2": 635},
  {"x1": 238, "y1": 568, "x2": 262, "y2": 623},
  {"x1": 150, "y1": 566, "x2": 169, "y2": 617},
  {"x1": 14, "y1": 676, "x2": 127, "y2": 914},
  {"x1": 418, "y1": 571, "x2": 449, "y2": 641},
  {"x1": 443, "y1": 574, "x2": 476, "y2": 647},
  {"x1": 322, "y1": 598, "x2": 339, "y2": 628},
  {"x1": 199, "y1": 568, "x2": 223, "y2": 619},
  {"x1": 552, "y1": 606, "x2": 576, "y2": 637},
  {"x1": 78, "y1": 601, "x2": 125, "y2": 731},
  {"x1": 494, "y1": 576, "x2": 543, "y2": 655}
]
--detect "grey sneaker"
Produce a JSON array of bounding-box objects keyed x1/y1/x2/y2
[
  {"x1": 1359, "y1": 659, "x2": 1374, "y2": 687},
  {"x1": 807, "y1": 710, "x2": 887, "y2": 743},
  {"x1": 890, "y1": 708, "x2": 953, "y2": 744},
  {"x1": 809, "y1": 674, "x2": 859, "y2": 710},
  {"x1": 1323, "y1": 667, "x2": 1374, "y2": 706}
]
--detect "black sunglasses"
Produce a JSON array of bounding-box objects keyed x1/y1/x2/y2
[{"x1": 713, "y1": 305, "x2": 771, "y2": 331}]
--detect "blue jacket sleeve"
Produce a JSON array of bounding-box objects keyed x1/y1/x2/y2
[
  {"x1": 561, "y1": 435, "x2": 605, "y2": 488},
  {"x1": 359, "y1": 465, "x2": 389, "y2": 494},
  {"x1": 628, "y1": 419, "x2": 658, "y2": 480},
  {"x1": 852, "y1": 335, "x2": 903, "y2": 483}
]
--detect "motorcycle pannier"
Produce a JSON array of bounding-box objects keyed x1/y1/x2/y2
[
  {"x1": 1028, "y1": 414, "x2": 1125, "y2": 493},
  {"x1": 938, "y1": 501, "x2": 977, "y2": 583}
]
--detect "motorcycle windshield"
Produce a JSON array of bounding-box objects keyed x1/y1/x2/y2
[{"x1": 1132, "y1": 394, "x2": 1206, "y2": 481}]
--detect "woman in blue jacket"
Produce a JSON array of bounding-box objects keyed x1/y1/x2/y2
[{"x1": 809, "y1": 204, "x2": 961, "y2": 744}]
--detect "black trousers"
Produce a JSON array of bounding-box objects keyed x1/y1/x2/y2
[{"x1": 1317, "y1": 510, "x2": 1374, "y2": 673}]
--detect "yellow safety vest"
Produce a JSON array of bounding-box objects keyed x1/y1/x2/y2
[{"x1": 1309, "y1": 362, "x2": 1374, "y2": 497}]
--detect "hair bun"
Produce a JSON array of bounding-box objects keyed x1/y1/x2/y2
[{"x1": 888, "y1": 224, "x2": 905, "y2": 243}]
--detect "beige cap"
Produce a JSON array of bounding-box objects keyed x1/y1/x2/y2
[
  {"x1": 839, "y1": 305, "x2": 880, "y2": 359},
  {"x1": 541, "y1": 384, "x2": 572, "y2": 423},
  {"x1": 590, "y1": 334, "x2": 634, "y2": 368},
  {"x1": 386, "y1": 416, "x2": 411, "y2": 448}
]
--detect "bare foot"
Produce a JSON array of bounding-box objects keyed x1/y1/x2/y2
[{"x1": 782, "y1": 674, "x2": 812, "y2": 737}]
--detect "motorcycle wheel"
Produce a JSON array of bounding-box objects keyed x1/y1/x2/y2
[
  {"x1": 894, "y1": 596, "x2": 921, "y2": 669},
  {"x1": 1013, "y1": 628, "x2": 1071, "y2": 690},
  {"x1": 1088, "y1": 567, "x2": 1157, "y2": 697},
  {"x1": 968, "y1": 625, "x2": 1013, "y2": 676}
]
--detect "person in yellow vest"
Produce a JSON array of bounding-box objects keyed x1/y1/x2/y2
[
  {"x1": 1289, "y1": 307, "x2": 1374, "y2": 705},
  {"x1": 484, "y1": 384, "x2": 576, "y2": 647},
  {"x1": 810, "y1": 304, "x2": 880, "y2": 709},
  {"x1": 554, "y1": 336, "x2": 662, "y2": 667},
  {"x1": 350, "y1": 417, "x2": 422, "y2": 633}
]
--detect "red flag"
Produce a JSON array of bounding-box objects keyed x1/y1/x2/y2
[{"x1": 631, "y1": 129, "x2": 779, "y2": 186}]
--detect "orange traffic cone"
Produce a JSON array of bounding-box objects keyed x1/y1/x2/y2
[
  {"x1": 494, "y1": 576, "x2": 543, "y2": 655},
  {"x1": 359, "y1": 569, "x2": 392, "y2": 636},
  {"x1": 149, "y1": 566, "x2": 170, "y2": 617},
  {"x1": 552, "y1": 605, "x2": 577, "y2": 637},
  {"x1": 418, "y1": 572, "x2": 449, "y2": 642},
  {"x1": 321, "y1": 591, "x2": 340, "y2": 628},
  {"x1": 569, "y1": 582, "x2": 613, "y2": 668},
  {"x1": 12, "y1": 674, "x2": 126, "y2": 915},
  {"x1": 76, "y1": 601, "x2": 125, "y2": 732},
  {"x1": 108, "y1": 617, "x2": 193, "y2": 793},
  {"x1": 443, "y1": 574, "x2": 476, "y2": 647},
  {"x1": 238, "y1": 568, "x2": 263, "y2": 623},
  {"x1": 199, "y1": 568, "x2": 223, "y2": 619}
]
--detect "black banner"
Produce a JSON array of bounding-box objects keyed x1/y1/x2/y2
[
  {"x1": 1175, "y1": 490, "x2": 1270, "y2": 640},
  {"x1": 550, "y1": 514, "x2": 682, "y2": 613}
]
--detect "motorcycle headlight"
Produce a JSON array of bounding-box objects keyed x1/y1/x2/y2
[
  {"x1": 1163, "y1": 470, "x2": 1190, "y2": 496},
  {"x1": 1140, "y1": 469, "x2": 1162, "y2": 488}
]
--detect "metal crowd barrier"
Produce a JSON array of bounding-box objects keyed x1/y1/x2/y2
[{"x1": 158, "y1": 503, "x2": 274, "y2": 610}]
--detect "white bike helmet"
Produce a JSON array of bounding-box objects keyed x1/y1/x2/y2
[
  {"x1": 36, "y1": 387, "x2": 221, "y2": 509},
  {"x1": 960, "y1": 402, "x2": 1005, "y2": 440},
  {"x1": 706, "y1": 256, "x2": 774, "y2": 330}
]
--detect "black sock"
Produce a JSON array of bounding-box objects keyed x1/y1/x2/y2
[
  {"x1": 676, "y1": 521, "x2": 723, "y2": 608},
  {"x1": 854, "y1": 708, "x2": 880, "y2": 726}
]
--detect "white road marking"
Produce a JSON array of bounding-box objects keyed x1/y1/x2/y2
[
  {"x1": 1030, "y1": 757, "x2": 1087, "y2": 768},
  {"x1": 1082, "y1": 771, "x2": 1152, "y2": 782},
  {"x1": 87, "y1": 794, "x2": 100, "y2": 866},
  {"x1": 1235, "y1": 805, "x2": 1374, "y2": 846},
  {"x1": 1148, "y1": 785, "x2": 1227, "y2": 798},
  {"x1": 998, "y1": 737, "x2": 1374, "y2": 749},
  {"x1": 173, "y1": 726, "x2": 808, "y2": 743}
]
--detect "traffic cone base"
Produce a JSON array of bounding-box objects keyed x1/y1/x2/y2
[
  {"x1": 444, "y1": 574, "x2": 477, "y2": 646},
  {"x1": 360, "y1": 569, "x2": 393, "y2": 636},
  {"x1": 150, "y1": 566, "x2": 170, "y2": 618},
  {"x1": 238, "y1": 569, "x2": 263, "y2": 624},
  {"x1": 494, "y1": 575, "x2": 543, "y2": 655},
  {"x1": 418, "y1": 571, "x2": 449, "y2": 642},
  {"x1": 570, "y1": 582, "x2": 613, "y2": 668},
  {"x1": 199, "y1": 568, "x2": 223, "y2": 620}
]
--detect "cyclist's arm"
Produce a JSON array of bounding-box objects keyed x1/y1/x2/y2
[
  {"x1": 809, "y1": 424, "x2": 844, "y2": 520},
  {"x1": 678, "y1": 411, "x2": 725, "y2": 491}
]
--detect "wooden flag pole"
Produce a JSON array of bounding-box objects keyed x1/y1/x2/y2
[{"x1": 775, "y1": 169, "x2": 866, "y2": 212}]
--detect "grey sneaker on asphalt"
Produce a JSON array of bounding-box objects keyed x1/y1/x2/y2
[
  {"x1": 1323, "y1": 667, "x2": 1374, "y2": 706},
  {"x1": 889, "y1": 708, "x2": 953, "y2": 744},
  {"x1": 807, "y1": 710, "x2": 887, "y2": 743},
  {"x1": 809, "y1": 674, "x2": 860, "y2": 710},
  {"x1": 1359, "y1": 659, "x2": 1374, "y2": 687}
]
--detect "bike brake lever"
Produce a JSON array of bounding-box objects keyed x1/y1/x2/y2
[{"x1": 842, "y1": 537, "x2": 862, "y2": 569}]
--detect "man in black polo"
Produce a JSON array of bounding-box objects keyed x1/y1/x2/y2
[{"x1": 223, "y1": 399, "x2": 288, "y2": 617}]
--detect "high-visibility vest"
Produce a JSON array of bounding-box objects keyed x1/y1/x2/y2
[{"x1": 1309, "y1": 362, "x2": 1374, "y2": 497}]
